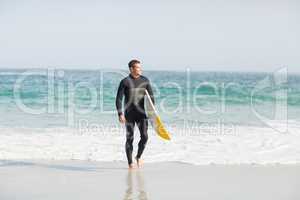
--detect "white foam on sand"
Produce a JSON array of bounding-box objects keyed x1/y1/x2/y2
[{"x1": 0, "y1": 122, "x2": 300, "y2": 165}]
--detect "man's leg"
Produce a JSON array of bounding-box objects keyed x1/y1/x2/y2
[
  {"x1": 136, "y1": 118, "x2": 148, "y2": 161},
  {"x1": 125, "y1": 120, "x2": 135, "y2": 166}
]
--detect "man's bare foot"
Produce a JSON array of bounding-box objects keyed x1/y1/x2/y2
[
  {"x1": 135, "y1": 156, "x2": 143, "y2": 168},
  {"x1": 128, "y1": 163, "x2": 136, "y2": 170}
]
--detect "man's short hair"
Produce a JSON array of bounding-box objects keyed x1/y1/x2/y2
[{"x1": 128, "y1": 59, "x2": 140, "y2": 69}]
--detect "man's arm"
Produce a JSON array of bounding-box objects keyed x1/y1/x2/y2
[
  {"x1": 146, "y1": 80, "x2": 155, "y2": 105},
  {"x1": 116, "y1": 79, "x2": 125, "y2": 116}
]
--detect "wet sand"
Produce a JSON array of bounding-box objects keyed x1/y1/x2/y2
[{"x1": 0, "y1": 160, "x2": 299, "y2": 200}]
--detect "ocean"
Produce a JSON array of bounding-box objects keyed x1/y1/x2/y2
[{"x1": 0, "y1": 68, "x2": 300, "y2": 164}]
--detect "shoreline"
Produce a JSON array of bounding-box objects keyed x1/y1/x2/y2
[{"x1": 0, "y1": 159, "x2": 299, "y2": 200}]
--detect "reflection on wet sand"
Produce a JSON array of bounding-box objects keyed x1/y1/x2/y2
[{"x1": 123, "y1": 170, "x2": 148, "y2": 200}]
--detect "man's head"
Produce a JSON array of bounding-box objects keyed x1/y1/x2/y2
[{"x1": 128, "y1": 59, "x2": 142, "y2": 77}]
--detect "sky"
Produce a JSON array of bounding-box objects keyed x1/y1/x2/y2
[{"x1": 0, "y1": 0, "x2": 299, "y2": 72}]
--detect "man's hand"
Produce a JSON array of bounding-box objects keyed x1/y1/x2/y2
[{"x1": 119, "y1": 114, "x2": 126, "y2": 124}]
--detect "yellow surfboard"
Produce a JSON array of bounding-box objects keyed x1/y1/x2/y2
[{"x1": 145, "y1": 90, "x2": 171, "y2": 140}]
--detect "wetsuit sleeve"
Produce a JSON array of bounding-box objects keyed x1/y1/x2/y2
[
  {"x1": 116, "y1": 79, "x2": 125, "y2": 116},
  {"x1": 146, "y1": 80, "x2": 155, "y2": 105}
]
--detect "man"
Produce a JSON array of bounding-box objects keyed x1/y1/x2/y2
[{"x1": 115, "y1": 59, "x2": 155, "y2": 169}]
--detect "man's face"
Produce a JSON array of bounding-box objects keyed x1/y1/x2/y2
[{"x1": 130, "y1": 63, "x2": 142, "y2": 76}]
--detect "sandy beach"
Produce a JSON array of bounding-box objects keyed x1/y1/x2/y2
[{"x1": 0, "y1": 160, "x2": 299, "y2": 200}]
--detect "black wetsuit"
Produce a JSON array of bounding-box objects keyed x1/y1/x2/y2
[{"x1": 116, "y1": 74, "x2": 155, "y2": 165}]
